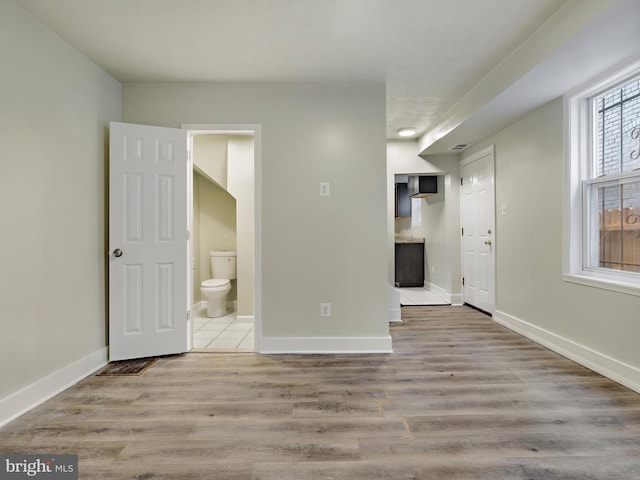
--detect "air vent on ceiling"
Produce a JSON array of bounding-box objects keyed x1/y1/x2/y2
[{"x1": 449, "y1": 144, "x2": 469, "y2": 151}]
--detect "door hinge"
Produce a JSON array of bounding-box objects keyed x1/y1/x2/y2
[
  {"x1": 462, "y1": 277, "x2": 465, "y2": 286},
  {"x1": 460, "y1": 177, "x2": 463, "y2": 186},
  {"x1": 461, "y1": 227, "x2": 464, "y2": 236},
  {"x1": 187, "y1": 310, "x2": 190, "y2": 321}
]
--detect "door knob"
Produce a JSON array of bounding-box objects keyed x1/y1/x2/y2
[
  {"x1": 112, "y1": 248, "x2": 123, "y2": 258},
  {"x1": 484, "y1": 240, "x2": 492, "y2": 246}
]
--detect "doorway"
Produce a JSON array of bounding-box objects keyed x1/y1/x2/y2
[
  {"x1": 186, "y1": 125, "x2": 260, "y2": 353},
  {"x1": 108, "y1": 122, "x2": 261, "y2": 361}
]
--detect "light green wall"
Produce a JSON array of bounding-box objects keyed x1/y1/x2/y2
[
  {"x1": 227, "y1": 136, "x2": 255, "y2": 317},
  {"x1": 124, "y1": 82, "x2": 388, "y2": 341},
  {"x1": 0, "y1": 2, "x2": 121, "y2": 399},
  {"x1": 195, "y1": 172, "x2": 237, "y2": 302},
  {"x1": 193, "y1": 135, "x2": 228, "y2": 188},
  {"x1": 465, "y1": 97, "x2": 640, "y2": 376},
  {"x1": 192, "y1": 169, "x2": 201, "y2": 305}
]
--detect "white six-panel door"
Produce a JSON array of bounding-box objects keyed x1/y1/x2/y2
[
  {"x1": 109, "y1": 122, "x2": 189, "y2": 361},
  {"x1": 461, "y1": 146, "x2": 495, "y2": 314}
]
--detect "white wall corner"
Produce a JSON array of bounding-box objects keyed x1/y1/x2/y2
[
  {"x1": 0, "y1": 347, "x2": 108, "y2": 428},
  {"x1": 388, "y1": 307, "x2": 402, "y2": 323},
  {"x1": 449, "y1": 294, "x2": 464, "y2": 306},
  {"x1": 258, "y1": 336, "x2": 393, "y2": 354},
  {"x1": 494, "y1": 310, "x2": 640, "y2": 394},
  {"x1": 388, "y1": 284, "x2": 402, "y2": 323}
]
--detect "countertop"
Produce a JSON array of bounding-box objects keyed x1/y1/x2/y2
[{"x1": 395, "y1": 236, "x2": 425, "y2": 244}]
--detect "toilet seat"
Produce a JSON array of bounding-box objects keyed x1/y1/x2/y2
[{"x1": 201, "y1": 278, "x2": 230, "y2": 289}]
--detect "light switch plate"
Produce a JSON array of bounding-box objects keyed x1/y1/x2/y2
[{"x1": 320, "y1": 303, "x2": 331, "y2": 317}]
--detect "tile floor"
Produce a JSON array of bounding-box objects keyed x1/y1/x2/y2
[
  {"x1": 192, "y1": 306, "x2": 254, "y2": 352},
  {"x1": 396, "y1": 287, "x2": 449, "y2": 306}
]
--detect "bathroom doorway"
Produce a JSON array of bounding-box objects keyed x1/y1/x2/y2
[{"x1": 185, "y1": 125, "x2": 261, "y2": 353}]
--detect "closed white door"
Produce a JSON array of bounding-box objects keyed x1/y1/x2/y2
[
  {"x1": 109, "y1": 122, "x2": 189, "y2": 361},
  {"x1": 461, "y1": 146, "x2": 495, "y2": 314}
]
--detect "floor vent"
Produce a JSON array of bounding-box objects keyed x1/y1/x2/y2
[{"x1": 97, "y1": 357, "x2": 158, "y2": 376}]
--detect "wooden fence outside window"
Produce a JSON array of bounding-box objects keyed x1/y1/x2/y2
[{"x1": 599, "y1": 207, "x2": 640, "y2": 272}]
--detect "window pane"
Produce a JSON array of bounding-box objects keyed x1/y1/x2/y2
[
  {"x1": 622, "y1": 95, "x2": 640, "y2": 168},
  {"x1": 623, "y1": 78, "x2": 640, "y2": 101},
  {"x1": 597, "y1": 104, "x2": 621, "y2": 176},
  {"x1": 595, "y1": 77, "x2": 640, "y2": 176},
  {"x1": 594, "y1": 180, "x2": 640, "y2": 273}
]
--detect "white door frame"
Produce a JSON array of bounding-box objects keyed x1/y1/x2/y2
[
  {"x1": 460, "y1": 145, "x2": 496, "y2": 314},
  {"x1": 182, "y1": 124, "x2": 262, "y2": 352}
]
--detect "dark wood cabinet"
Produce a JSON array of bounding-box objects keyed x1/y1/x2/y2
[
  {"x1": 395, "y1": 241, "x2": 424, "y2": 287},
  {"x1": 408, "y1": 175, "x2": 438, "y2": 198},
  {"x1": 395, "y1": 183, "x2": 411, "y2": 218}
]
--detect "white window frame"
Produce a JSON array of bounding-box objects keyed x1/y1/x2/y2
[{"x1": 564, "y1": 57, "x2": 640, "y2": 296}]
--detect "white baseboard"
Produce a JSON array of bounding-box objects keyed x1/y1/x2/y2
[
  {"x1": 193, "y1": 301, "x2": 206, "y2": 314},
  {"x1": 0, "y1": 347, "x2": 108, "y2": 428},
  {"x1": 424, "y1": 282, "x2": 463, "y2": 306},
  {"x1": 494, "y1": 310, "x2": 640, "y2": 394},
  {"x1": 258, "y1": 335, "x2": 393, "y2": 354},
  {"x1": 424, "y1": 281, "x2": 449, "y2": 299},
  {"x1": 236, "y1": 315, "x2": 254, "y2": 322}
]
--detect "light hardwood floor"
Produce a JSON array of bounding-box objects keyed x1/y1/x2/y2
[{"x1": 2, "y1": 306, "x2": 640, "y2": 479}]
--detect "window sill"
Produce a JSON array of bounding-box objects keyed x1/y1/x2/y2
[{"x1": 563, "y1": 273, "x2": 640, "y2": 297}]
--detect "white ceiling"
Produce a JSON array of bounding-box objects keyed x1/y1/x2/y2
[{"x1": 15, "y1": 0, "x2": 568, "y2": 141}]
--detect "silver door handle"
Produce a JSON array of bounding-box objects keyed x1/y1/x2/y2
[{"x1": 112, "y1": 248, "x2": 123, "y2": 258}]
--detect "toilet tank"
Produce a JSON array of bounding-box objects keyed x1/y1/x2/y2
[{"x1": 210, "y1": 251, "x2": 237, "y2": 279}]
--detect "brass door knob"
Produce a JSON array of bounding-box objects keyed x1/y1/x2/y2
[{"x1": 484, "y1": 240, "x2": 492, "y2": 246}]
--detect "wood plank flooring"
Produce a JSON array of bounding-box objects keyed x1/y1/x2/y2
[{"x1": 2, "y1": 306, "x2": 640, "y2": 479}]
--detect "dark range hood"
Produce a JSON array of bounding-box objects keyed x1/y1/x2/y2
[{"x1": 408, "y1": 175, "x2": 438, "y2": 198}]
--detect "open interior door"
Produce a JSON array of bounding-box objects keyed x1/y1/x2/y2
[{"x1": 108, "y1": 121, "x2": 189, "y2": 361}]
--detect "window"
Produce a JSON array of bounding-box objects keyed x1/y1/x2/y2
[{"x1": 565, "y1": 60, "x2": 640, "y2": 294}]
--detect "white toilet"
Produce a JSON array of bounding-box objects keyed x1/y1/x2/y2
[{"x1": 201, "y1": 251, "x2": 237, "y2": 318}]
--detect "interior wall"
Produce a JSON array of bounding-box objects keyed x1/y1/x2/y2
[
  {"x1": 464, "y1": 97, "x2": 640, "y2": 386},
  {"x1": 193, "y1": 135, "x2": 228, "y2": 188},
  {"x1": 227, "y1": 136, "x2": 255, "y2": 317},
  {"x1": 196, "y1": 172, "x2": 237, "y2": 302},
  {"x1": 123, "y1": 82, "x2": 389, "y2": 345},
  {"x1": 387, "y1": 142, "x2": 462, "y2": 299},
  {"x1": 0, "y1": 2, "x2": 121, "y2": 400},
  {"x1": 192, "y1": 169, "x2": 201, "y2": 305}
]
